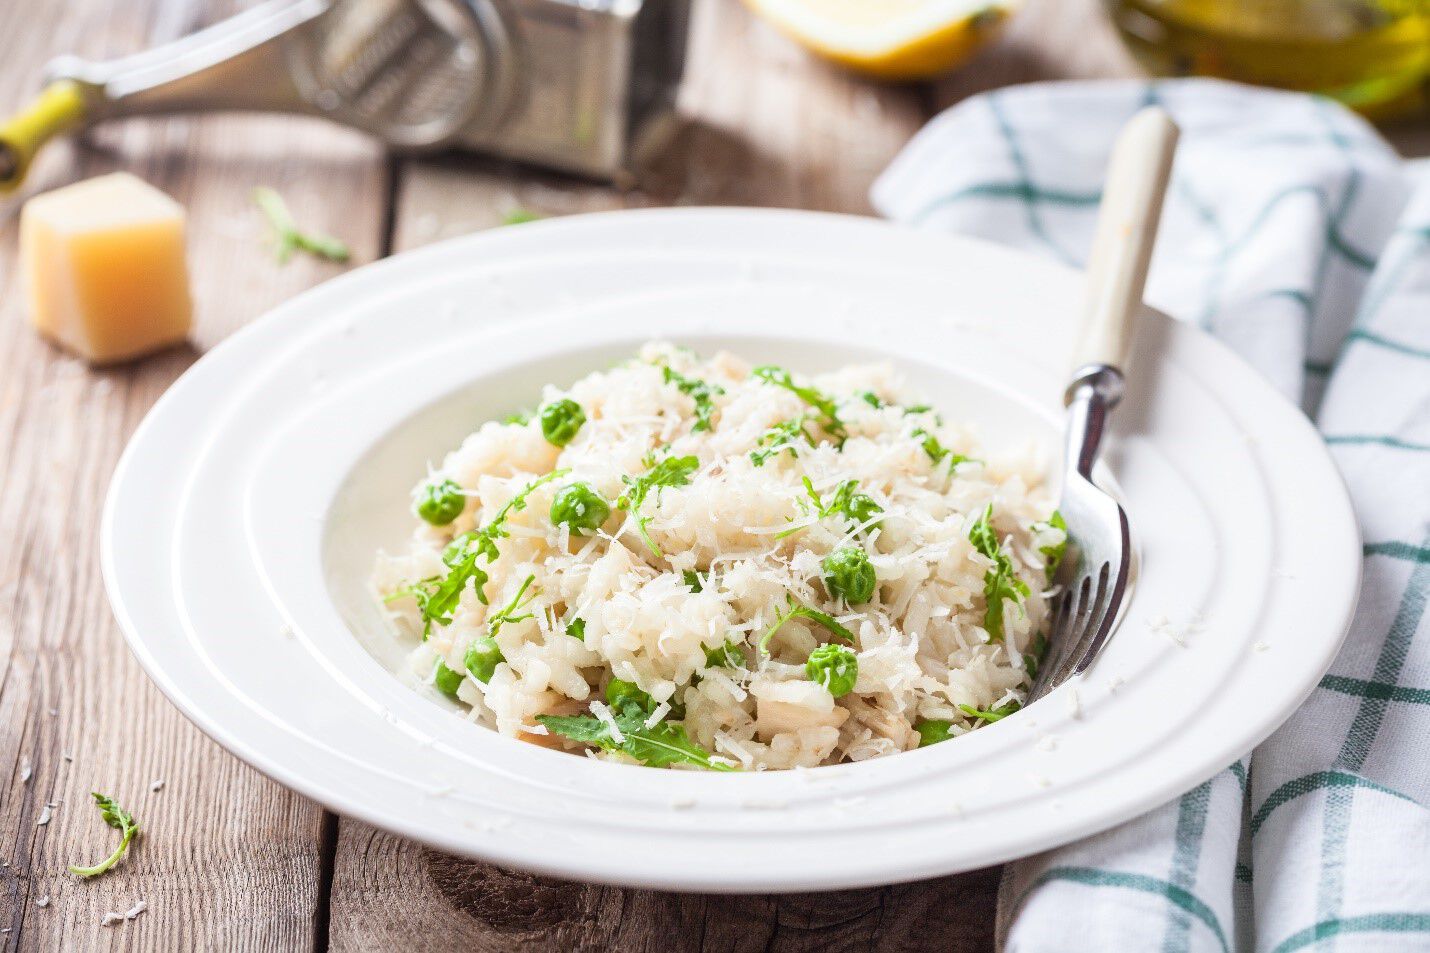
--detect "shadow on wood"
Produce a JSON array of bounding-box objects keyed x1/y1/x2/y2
[{"x1": 410, "y1": 841, "x2": 1001, "y2": 953}]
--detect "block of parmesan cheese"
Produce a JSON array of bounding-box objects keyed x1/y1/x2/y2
[{"x1": 21, "y1": 172, "x2": 192, "y2": 364}]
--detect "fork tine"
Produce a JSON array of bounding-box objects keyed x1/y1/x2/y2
[
  {"x1": 1073, "y1": 548, "x2": 1131, "y2": 677},
  {"x1": 1054, "y1": 563, "x2": 1111, "y2": 686},
  {"x1": 1029, "y1": 590, "x2": 1071, "y2": 698}
]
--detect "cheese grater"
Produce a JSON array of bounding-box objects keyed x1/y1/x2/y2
[{"x1": 0, "y1": 0, "x2": 691, "y2": 190}]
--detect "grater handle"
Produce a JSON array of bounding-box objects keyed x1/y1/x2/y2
[{"x1": 0, "y1": 0, "x2": 327, "y2": 192}]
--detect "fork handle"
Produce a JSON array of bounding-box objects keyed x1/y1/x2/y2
[{"x1": 1074, "y1": 107, "x2": 1179, "y2": 372}]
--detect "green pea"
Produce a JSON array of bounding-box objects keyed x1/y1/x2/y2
[
  {"x1": 915, "y1": 719, "x2": 954, "y2": 747},
  {"x1": 703, "y1": 638, "x2": 746, "y2": 669},
  {"x1": 539, "y1": 398, "x2": 586, "y2": 447},
  {"x1": 550, "y1": 482, "x2": 610, "y2": 533},
  {"x1": 843, "y1": 492, "x2": 883, "y2": 528},
  {"x1": 822, "y1": 547, "x2": 876, "y2": 604},
  {"x1": 806, "y1": 643, "x2": 858, "y2": 697},
  {"x1": 433, "y1": 659, "x2": 465, "y2": 698},
  {"x1": 464, "y1": 636, "x2": 505, "y2": 683},
  {"x1": 416, "y1": 478, "x2": 466, "y2": 526}
]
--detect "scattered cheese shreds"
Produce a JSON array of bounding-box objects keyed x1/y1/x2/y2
[
  {"x1": 35, "y1": 896, "x2": 49, "y2": 908},
  {"x1": 125, "y1": 900, "x2": 147, "y2": 920},
  {"x1": 19, "y1": 759, "x2": 31, "y2": 783},
  {"x1": 149, "y1": 779, "x2": 164, "y2": 792},
  {"x1": 36, "y1": 805, "x2": 51, "y2": 826}
]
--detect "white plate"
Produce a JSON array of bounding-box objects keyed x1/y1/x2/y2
[{"x1": 102, "y1": 208, "x2": 1359, "y2": 892}]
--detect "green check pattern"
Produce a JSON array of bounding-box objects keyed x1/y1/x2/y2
[{"x1": 874, "y1": 80, "x2": 1430, "y2": 952}]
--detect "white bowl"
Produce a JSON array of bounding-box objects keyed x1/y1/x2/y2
[{"x1": 102, "y1": 208, "x2": 1359, "y2": 892}]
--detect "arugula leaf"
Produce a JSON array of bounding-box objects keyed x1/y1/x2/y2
[
  {"x1": 703, "y1": 638, "x2": 747, "y2": 669},
  {"x1": 968, "y1": 505, "x2": 1030, "y2": 642},
  {"x1": 661, "y1": 366, "x2": 724, "y2": 433},
  {"x1": 912, "y1": 427, "x2": 970, "y2": 468},
  {"x1": 777, "y1": 477, "x2": 882, "y2": 540},
  {"x1": 750, "y1": 417, "x2": 815, "y2": 467},
  {"x1": 1039, "y1": 511, "x2": 1068, "y2": 581},
  {"x1": 391, "y1": 471, "x2": 565, "y2": 636},
  {"x1": 751, "y1": 366, "x2": 846, "y2": 441},
  {"x1": 759, "y1": 596, "x2": 855, "y2": 653},
  {"x1": 537, "y1": 713, "x2": 733, "y2": 770},
  {"x1": 958, "y1": 700, "x2": 1022, "y2": 723},
  {"x1": 252, "y1": 187, "x2": 350, "y2": 264},
  {"x1": 618, "y1": 454, "x2": 700, "y2": 557},
  {"x1": 68, "y1": 792, "x2": 139, "y2": 878},
  {"x1": 488, "y1": 574, "x2": 538, "y2": 637},
  {"x1": 446, "y1": 469, "x2": 569, "y2": 566}
]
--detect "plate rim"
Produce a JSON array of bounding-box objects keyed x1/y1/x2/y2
[{"x1": 101, "y1": 206, "x2": 1361, "y2": 891}]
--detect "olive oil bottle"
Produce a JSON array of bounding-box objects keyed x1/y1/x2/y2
[{"x1": 1106, "y1": 0, "x2": 1430, "y2": 117}]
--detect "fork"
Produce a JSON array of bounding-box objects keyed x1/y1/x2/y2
[{"x1": 1028, "y1": 107, "x2": 1180, "y2": 702}]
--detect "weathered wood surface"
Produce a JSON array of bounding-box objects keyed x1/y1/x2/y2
[{"x1": 7, "y1": 0, "x2": 1416, "y2": 949}]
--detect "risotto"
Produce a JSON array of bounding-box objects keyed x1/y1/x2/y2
[{"x1": 373, "y1": 343, "x2": 1064, "y2": 770}]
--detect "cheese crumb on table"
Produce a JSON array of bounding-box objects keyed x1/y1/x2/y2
[{"x1": 21, "y1": 172, "x2": 193, "y2": 364}]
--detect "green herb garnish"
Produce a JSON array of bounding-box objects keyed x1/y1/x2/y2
[
  {"x1": 537, "y1": 711, "x2": 730, "y2": 770},
  {"x1": 662, "y1": 366, "x2": 724, "y2": 432},
  {"x1": 968, "y1": 505, "x2": 1030, "y2": 642},
  {"x1": 859, "y1": 390, "x2": 885, "y2": 409},
  {"x1": 751, "y1": 366, "x2": 846, "y2": 441},
  {"x1": 958, "y1": 700, "x2": 1022, "y2": 723},
  {"x1": 67, "y1": 793, "x2": 139, "y2": 878},
  {"x1": 487, "y1": 574, "x2": 538, "y2": 637},
  {"x1": 252, "y1": 187, "x2": 351, "y2": 264},
  {"x1": 567, "y1": 617, "x2": 586, "y2": 641},
  {"x1": 392, "y1": 471, "x2": 566, "y2": 635},
  {"x1": 703, "y1": 638, "x2": 747, "y2": 669},
  {"x1": 912, "y1": 427, "x2": 968, "y2": 468},
  {"x1": 778, "y1": 477, "x2": 884, "y2": 539},
  {"x1": 502, "y1": 409, "x2": 533, "y2": 426},
  {"x1": 750, "y1": 417, "x2": 814, "y2": 467},
  {"x1": 1038, "y1": 510, "x2": 1068, "y2": 581},
  {"x1": 759, "y1": 597, "x2": 855, "y2": 654},
  {"x1": 683, "y1": 570, "x2": 703, "y2": 593},
  {"x1": 618, "y1": 454, "x2": 700, "y2": 557}
]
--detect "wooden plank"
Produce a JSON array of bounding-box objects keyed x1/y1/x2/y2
[
  {"x1": 930, "y1": 0, "x2": 1140, "y2": 108},
  {"x1": 326, "y1": 2, "x2": 990, "y2": 951},
  {"x1": 0, "y1": 1, "x2": 387, "y2": 949}
]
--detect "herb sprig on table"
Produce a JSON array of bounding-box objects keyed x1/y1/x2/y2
[
  {"x1": 252, "y1": 187, "x2": 351, "y2": 264},
  {"x1": 68, "y1": 792, "x2": 139, "y2": 878}
]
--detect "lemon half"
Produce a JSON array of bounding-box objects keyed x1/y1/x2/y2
[{"x1": 743, "y1": 0, "x2": 1021, "y2": 81}]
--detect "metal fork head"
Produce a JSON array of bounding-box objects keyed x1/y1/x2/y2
[{"x1": 1028, "y1": 366, "x2": 1132, "y2": 703}]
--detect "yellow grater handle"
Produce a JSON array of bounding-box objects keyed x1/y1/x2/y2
[{"x1": 0, "y1": 81, "x2": 89, "y2": 194}]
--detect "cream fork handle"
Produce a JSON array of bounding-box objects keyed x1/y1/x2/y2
[{"x1": 1074, "y1": 107, "x2": 1180, "y2": 373}]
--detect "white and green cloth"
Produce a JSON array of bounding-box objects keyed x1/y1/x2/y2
[{"x1": 873, "y1": 79, "x2": 1430, "y2": 952}]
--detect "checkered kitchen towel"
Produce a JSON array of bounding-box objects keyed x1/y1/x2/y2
[{"x1": 873, "y1": 79, "x2": 1430, "y2": 952}]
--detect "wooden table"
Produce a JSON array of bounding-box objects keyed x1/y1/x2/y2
[{"x1": 0, "y1": 2, "x2": 1422, "y2": 949}]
